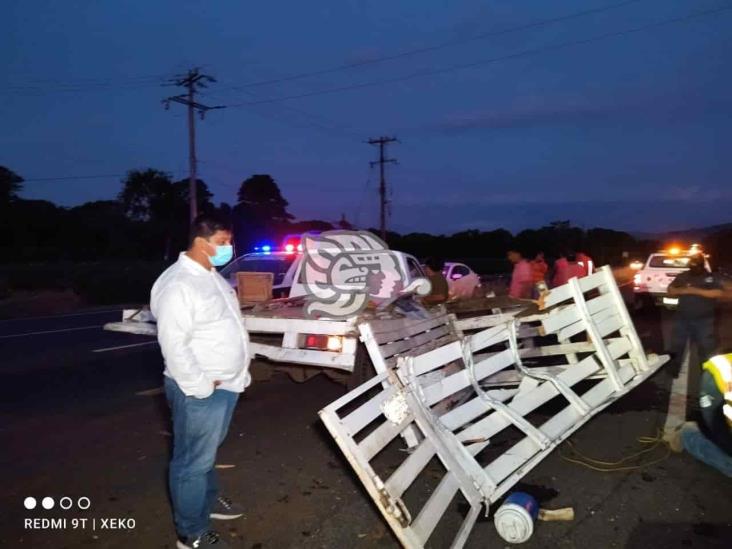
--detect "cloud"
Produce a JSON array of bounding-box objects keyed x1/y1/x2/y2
[
  {"x1": 426, "y1": 92, "x2": 732, "y2": 134},
  {"x1": 435, "y1": 102, "x2": 615, "y2": 132}
]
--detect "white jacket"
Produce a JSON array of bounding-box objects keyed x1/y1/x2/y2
[{"x1": 150, "y1": 253, "x2": 251, "y2": 398}]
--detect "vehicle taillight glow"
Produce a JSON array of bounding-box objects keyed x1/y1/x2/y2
[
  {"x1": 633, "y1": 273, "x2": 641, "y2": 285},
  {"x1": 303, "y1": 334, "x2": 343, "y2": 352}
]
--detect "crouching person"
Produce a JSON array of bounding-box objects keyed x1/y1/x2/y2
[
  {"x1": 151, "y1": 214, "x2": 251, "y2": 548},
  {"x1": 671, "y1": 353, "x2": 732, "y2": 477}
]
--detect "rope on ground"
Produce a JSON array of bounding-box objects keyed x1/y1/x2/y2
[{"x1": 559, "y1": 429, "x2": 671, "y2": 472}]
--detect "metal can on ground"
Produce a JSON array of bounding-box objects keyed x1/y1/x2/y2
[{"x1": 494, "y1": 491, "x2": 539, "y2": 544}]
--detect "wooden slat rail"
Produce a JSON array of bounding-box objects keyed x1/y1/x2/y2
[{"x1": 320, "y1": 266, "x2": 669, "y2": 549}]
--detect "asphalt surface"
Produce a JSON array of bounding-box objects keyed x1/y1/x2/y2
[{"x1": 1, "y1": 301, "x2": 731, "y2": 548}]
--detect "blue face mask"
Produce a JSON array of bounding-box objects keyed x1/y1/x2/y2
[{"x1": 209, "y1": 244, "x2": 233, "y2": 267}]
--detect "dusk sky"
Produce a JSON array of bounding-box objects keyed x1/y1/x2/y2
[{"x1": 3, "y1": 0, "x2": 731, "y2": 234}]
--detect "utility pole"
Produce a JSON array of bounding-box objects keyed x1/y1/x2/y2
[
  {"x1": 163, "y1": 68, "x2": 225, "y2": 223},
  {"x1": 368, "y1": 136, "x2": 398, "y2": 240}
]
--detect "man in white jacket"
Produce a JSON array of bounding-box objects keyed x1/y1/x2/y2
[{"x1": 151, "y1": 214, "x2": 250, "y2": 549}]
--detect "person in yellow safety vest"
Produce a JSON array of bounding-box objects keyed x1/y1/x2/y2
[{"x1": 670, "y1": 353, "x2": 732, "y2": 477}]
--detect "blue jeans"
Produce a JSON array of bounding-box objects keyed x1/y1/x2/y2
[
  {"x1": 670, "y1": 314, "x2": 716, "y2": 365},
  {"x1": 164, "y1": 376, "x2": 239, "y2": 538},
  {"x1": 682, "y1": 424, "x2": 732, "y2": 477}
]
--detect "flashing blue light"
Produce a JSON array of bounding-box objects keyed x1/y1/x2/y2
[
  {"x1": 253, "y1": 246, "x2": 260, "y2": 251},
  {"x1": 261, "y1": 244, "x2": 272, "y2": 252}
]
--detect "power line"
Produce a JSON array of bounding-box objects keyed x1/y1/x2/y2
[
  {"x1": 368, "y1": 136, "x2": 398, "y2": 240},
  {"x1": 222, "y1": 0, "x2": 645, "y2": 91},
  {"x1": 21, "y1": 171, "x2": 182, "y2": 183},
  {"x1": 21, "y1": 174, "x2": 128, "y2": 182},
  {"x1": 354, "y1": 165, "x2": 375, "y2": 229},
  {"x1": 2, "y1": 74, "x2": 170, "y2": 96},
  {"x1": 163, "y1": 68, "x2": 225, "y2": 222},
  {"x1": 226, "y1": 4, "x2": 732, "y2": 107},
  {"x1": 225, "y1": 91, "x2": 363, "y2": 141}
]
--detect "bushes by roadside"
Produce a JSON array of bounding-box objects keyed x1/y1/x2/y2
[{"x1": 0, "y1": 261, "x2": 170, "y2": 305}]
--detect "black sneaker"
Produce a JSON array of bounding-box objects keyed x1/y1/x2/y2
[
  {"x1": 210, "y1": 496, "x2": 245, "y2": 520},
  {"x1": 177, "y1": 530, "x2": 230, "y2": 548}
]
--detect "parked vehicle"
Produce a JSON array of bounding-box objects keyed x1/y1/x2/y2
[
  {"x1": 633, "y1": 244, "x2": 711, "y2": 308},
  {"x1": 442, "y1": 261, "x2": 481, "y2": 298}
]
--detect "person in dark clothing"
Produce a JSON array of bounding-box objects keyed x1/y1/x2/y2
[
  {"x1": 422, "y1": 257, "x2": 449, "y2": 305},
  {"x1": 667, "y1": 253, "x2": 727, "y2": 375}
]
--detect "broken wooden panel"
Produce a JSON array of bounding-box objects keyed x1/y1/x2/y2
[{"x1": 320, "y1": 266, "x2": 668, "y2": 548}]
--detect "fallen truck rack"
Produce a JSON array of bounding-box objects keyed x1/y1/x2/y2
[{"x1": 319, "y1": 266, "x2": 668, "y2": 548}]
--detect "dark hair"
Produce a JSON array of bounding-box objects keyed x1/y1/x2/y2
[
  {"x1": 688, "y1": 253, "x2": 707, "y2": 273},
  {"x1": 425, "y1": 257, "x2": 445, "y2": 272},
  {"x1": 189, "y1": 213, "x2": 232, "y2": 246}
]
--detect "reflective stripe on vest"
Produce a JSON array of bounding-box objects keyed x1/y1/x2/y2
[
  {"x1": 724, "y1": 404, "x2": 732, "y2": 428},
  {"x1": 703, "y1": 354, "x2": 732, "y2": 397}
]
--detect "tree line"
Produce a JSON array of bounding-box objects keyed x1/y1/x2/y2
[{"x1": 2, "y1": 164, "x2": 729, "y2": 271}]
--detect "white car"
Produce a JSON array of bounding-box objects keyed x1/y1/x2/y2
[
  {"x1": 633, "y1": 246, "x2": 710, "y2": 308},
  {"x1": 443, "y1": 262, "x2": 481, "y2": 299}
]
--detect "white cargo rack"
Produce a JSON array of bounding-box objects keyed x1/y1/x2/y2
[
  {"x1": 319, "y1": 266, "x2": 668, "y2": 548},
  {"x1": 104, "y1": 307, "x2": 360, "y2": 371}
]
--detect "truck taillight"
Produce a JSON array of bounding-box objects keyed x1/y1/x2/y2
[{"x1": 303, "y1": 334, "x2": 343, "y2": 352}]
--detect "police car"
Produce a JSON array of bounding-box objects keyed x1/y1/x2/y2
[
  {"x1": 220, "y1": 235, "x2": 428, "y2": 300},
  {"x1": 633, "y1": 244, "x2": 711, "y2": 308}
]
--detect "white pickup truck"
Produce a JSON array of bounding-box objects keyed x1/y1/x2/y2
[
  {"x1": 633, "y1": 245, "x2": 710, "y2": 308},
  {"x1": 105, "y1": 246, "x2": 435, "y2": 386}
]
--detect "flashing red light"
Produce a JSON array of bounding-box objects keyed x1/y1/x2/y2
[{"x1": 284, "y1": 243, "x2": 295, "y2": 253}]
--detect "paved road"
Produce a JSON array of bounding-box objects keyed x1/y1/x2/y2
[{"x1": 1, "y1": 305, "x2": 731, "y2": 548}]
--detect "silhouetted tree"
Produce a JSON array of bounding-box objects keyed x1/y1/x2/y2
[
  {"x1": 337, "y1": 213, "x2": 354, "y2": 230},
  {"x1": 0, "y1": 166, "x2": 25, "y2": 250},
  {"x1": 0, "y1": 166, "x2": 23, "y2": 207},
  {"x1": 118, "y1": 169, "x2": 186, "y2": 259},
  {"x1": 66, "y1": 201, "x2": 136, "y2": 260},
  {"x1": 233, "y1": 174, "x2": 293, "y2": 251},
  {"x1": 172, "y1": 178, "x2": 215, "y2": 216},
  {"x1": 236, "y1": 174, "x2": 293, "y2": 224}
]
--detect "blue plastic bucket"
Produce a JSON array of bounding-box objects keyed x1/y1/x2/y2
[{"x1": 494, "y1": 492, "x2": 539, "y2": 543}]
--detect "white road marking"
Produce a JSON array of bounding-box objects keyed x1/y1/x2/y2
[
  {"x1": 92, "y1": 341, "x2": 158, "y2": 353},
  {"x1": 0, "y1": 325, "x2": 103, "y2": 339},
  {"x1": 0, "y1": 309, "x2": 121, "y2": 323},
  {"x1": 136, "y1": 386, "x2": 164, "y2": 396}
]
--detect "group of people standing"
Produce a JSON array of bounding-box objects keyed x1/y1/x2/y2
[
  {"x1": 507, "y1": 248, "x2": 594, "y2": 299},
  {"x1": 505, "y1": 245, "x2": 732, "y2": 478}
]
